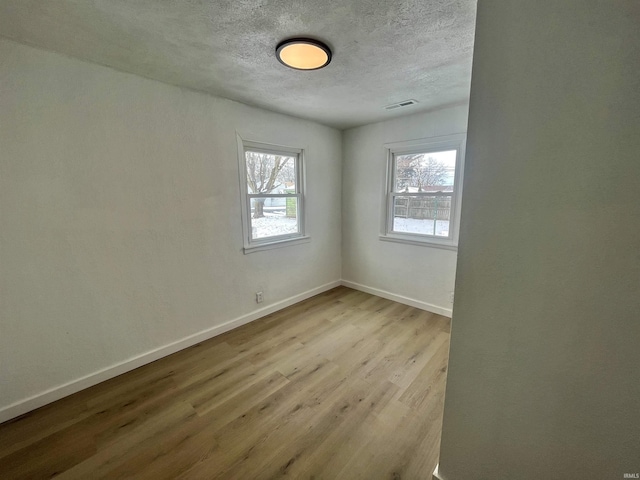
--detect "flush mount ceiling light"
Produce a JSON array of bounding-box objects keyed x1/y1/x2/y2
[{"x1": 276, "y1": 38, "x2": 332, "y2": 70}]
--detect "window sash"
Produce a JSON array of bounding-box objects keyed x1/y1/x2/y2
[
  {"x1": 247, "y1": 193, "x2": 298, "y2": 199},
  {"x1": 391, "y1": 193, "x2": 454, "y2": 200},
  {"x1": 390, "y1": 193, "x2": 453, "y2": 237},
  {"x1": 389, "y1": 191, "x2": 453, "y2": 197},
  {"x1": 247, "y1": 193, "x2": 302, "y2": 243},
  {"x1": 245, "y1": 152, "x2": 299, "y2": 195}
]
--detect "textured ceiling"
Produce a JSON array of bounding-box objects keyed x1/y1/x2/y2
[{"x1": 0, "y1": 0, "x2": 476, "y2": 129}]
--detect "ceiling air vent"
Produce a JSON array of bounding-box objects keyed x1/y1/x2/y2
[{"x1": 384, "y1": 99, "x2": 419, "y2": 110}]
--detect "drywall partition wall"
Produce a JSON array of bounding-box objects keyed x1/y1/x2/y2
[
  {"x1": 437, "y1": 2, "x2": 640, "y2": 479},
  {"x1": 342, "y1": 105, "x2": 469, "y2": 316},
  {"x1": 0, "y1": 39, "x2": 342, "y2": 420}
]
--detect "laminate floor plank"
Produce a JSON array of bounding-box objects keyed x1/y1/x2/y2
[
  {"x1": 0, "y1": 286, "x2": 451, "y2": 479},
  {"x1": 56, "y1": 402, "x2": 200, "y2": 480}
]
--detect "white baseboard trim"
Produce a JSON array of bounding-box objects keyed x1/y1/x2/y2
[
  {"x1": 340, "y1": 280, "x2": 452, "y2": 318},
  {"x1": 0, "y1": 280, "x2": 341, "y2": 424}
]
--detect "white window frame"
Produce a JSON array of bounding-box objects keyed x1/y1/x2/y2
[
  {"x1": 380, "y1": 133, "x2": 466, "y2": 250},
  {"x1": 237, "y1": 135, "x2": 309, "y2": 254}
]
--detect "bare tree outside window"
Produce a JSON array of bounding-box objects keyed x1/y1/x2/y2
[
  {"x1": 395, "y1": 154, "x2": 450, "y2": 192},
  {"x1": 245, "y1": 152, "x2": 295, "y2": 218}
]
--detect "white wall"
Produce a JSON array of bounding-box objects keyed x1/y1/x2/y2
[
  {"x1": 342, "y1": 106, "x2": 469, "y2": 316},
  {"x1": 0, "y1": 39, "x2": 342, "y2": 419},
  {"x1": 437, "y1": 1, "x2": 640, "y2": 479}
]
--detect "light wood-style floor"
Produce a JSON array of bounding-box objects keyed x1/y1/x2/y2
[{"x1": 0, "y1": 287, "x2": 451, "y2": 479}]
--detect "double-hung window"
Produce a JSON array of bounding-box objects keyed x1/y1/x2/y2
[
  {"x1": 237, "y1": 138, "x2": 307, "y2": 253},
  {"x1": 382, "y1": 133, "x2": 466, "y2": 249}
]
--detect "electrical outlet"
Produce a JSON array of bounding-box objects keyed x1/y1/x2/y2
[
  {"x1": 449, "y1": 291, "x2": 455, "y2": 303},
  {"x1": 256, "y1": 291, "x2": 264, "y2": 304}
]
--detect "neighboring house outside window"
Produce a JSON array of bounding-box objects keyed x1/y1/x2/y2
[
  {"x1": 381, "y1": 133, "x2": 466, "y2": 250},
  {"x1": 237, "y1": 137, "x2": 308, "y2": 253}
]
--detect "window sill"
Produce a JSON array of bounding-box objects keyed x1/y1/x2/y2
[
  {"x1": 379, "y1": 234, "x2": 458, "y2": 251},
  {"x1": 243, "y1": 236, "x2": 310, "y2": 254}
]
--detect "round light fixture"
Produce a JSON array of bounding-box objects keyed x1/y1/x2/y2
[{"x1": 276, "y1": 38, "x2": 332, "y2": 70}]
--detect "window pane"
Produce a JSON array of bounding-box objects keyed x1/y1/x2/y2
[
  {"x1": 394, "y1": 150, "x2": 457, "y2": 193},
  {"x1": 245, "y1": 151, "x2": 297, "y2": 194},
  {"x1": 392, "y1": 195, "x2": 451, "y2": 237},
  {"x1": 250, "y1": 196, "x2": 299, "y2": 240}
]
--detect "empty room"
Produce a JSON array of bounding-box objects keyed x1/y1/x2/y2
[{"x1": 1, "y1": 1, "x2": 639, "y2": 479}]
